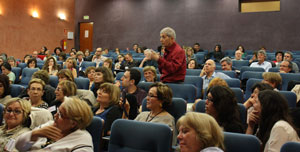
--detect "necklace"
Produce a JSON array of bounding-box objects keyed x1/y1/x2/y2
[{"x1": 145, "y1": 110, "x2": 164, "y2": 122}]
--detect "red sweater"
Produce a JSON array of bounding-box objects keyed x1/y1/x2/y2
[{"x1": 158, "y1": 42, "x2": 186, "y2": 83}]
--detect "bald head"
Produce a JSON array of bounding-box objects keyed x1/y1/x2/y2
[{"x1": 204, "y1": 59, "x2": 216, "y2": 74}]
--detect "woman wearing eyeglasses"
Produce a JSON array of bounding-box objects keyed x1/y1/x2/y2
[
  {"x1": 15, "y1": 96, "x2": 94, "y2": 152},
  {"x1": 123, "y1": 82, "x2": 176, "y2": 145},
  {"x1": 0, "y1": 98, "x2": 31, "y2": 151}
]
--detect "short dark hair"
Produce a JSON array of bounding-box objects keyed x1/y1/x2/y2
[
  {"x1": 27, "y1": 58, "x2": 37, "y2": 68},
  {"x1": 1, "y1": 62, "x2": 11, "y2": 71},
  {"x1": 127, "y1": 68, "x2": 141, "y2": 86},
  {"x1": 275, "y1": 51, "x2": 284, "y2": 57},
  {"x1": 0, "y1": 74, "x2": 11, "y2": 97},
  {"x1": 251, "y1": 82, "x2": 273, "y2": 93},
  {"x1": 32, "y1": 70, "x2": 50, "y2": 84}
]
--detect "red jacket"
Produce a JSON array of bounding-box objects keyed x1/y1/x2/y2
[{"x1": 158, "y1": 42, "x2": 186, "y2": 83}]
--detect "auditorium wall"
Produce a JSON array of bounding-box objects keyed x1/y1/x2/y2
[
  {"x1": 75, "y1": 0, "x2": 300, "y2": 52},
  {"x1": 0, "y1": 0, "x2": 75, "y2": 59}
]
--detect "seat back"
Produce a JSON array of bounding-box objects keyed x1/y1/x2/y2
[
  {"x1": 81, "y1": 61, "x2": 96, "y2": 71},
  {"x1": 195, "y1": 54, "x2": 205, "y2": 65},
  {"x1": 221, "y1": 71, "x2": 237, "y2": 78},
  {"x1": 184, "y1": 75, "x2": 203, "y2": 98},
  {"x1": 240, "y1": 66, "x2": 265, "y2": 78},
  {"x1": 86, "y1": 116, "x2": 103, "y2": 152},
  {"x1": 280, "y1": 73, "x2": 300, "y2": 91},
  {"x1": 224, "y1": 132, "x2": 260, "y2": 152},
  {"x1": 232, "y1": 60, "x2": 249, "y2": 70},
  {"x1": 20, "y1": 68, "x2": 39, "y2": 87},
  {"x1": 17, "y1": 63, "x2": 27, "y2": 70},
  {"x1": 185, "y1": 69, "x2": 201, "y2": 76},
  {"x1": 141, "y1": 97, "x2": 186, "y2": 123},
  {"x1": 10, "y1": 84, "x2": 25, "y2": 97},
  {"x1": 116, "y1": 72, "x2": 124, "y2": 80},
  {"x1": 108, "y1": 119, "x2": 172, "y2": 152},
  {"x1": 224, "y1": 78, "x2": 241, "y2": 88},
  {"x1": 74, "y1": 77, "x2": 90, "y2": 90},
  {"x1": 269, "y1": 67, "x2": 279, "y2": 72},
  {"x1": 231, "y1": 88, "x2": 244, "y2": 103},
  {"x1": 241, "y1": 71, "x2": 263, "y2": 80},
  {"x1": 49, "y1": 75, "x2": 59, "y2": 88},
  {"x1": 280, "y1": 142, "x2": 300, "y2": 152},
  {"x1": 11, "y1": 67, "x2": 21, "y2": 83},
  {"x1": 279, "y1": 91, "x2": 297, "y2": 108}
]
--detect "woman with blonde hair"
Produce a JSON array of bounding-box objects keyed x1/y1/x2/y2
[
  {"x1": 177, "y1": 112, "x2": 225, "y2": 152},
  {"x1": 42, "y1": 56, "x2": 59, "y2": 76},
  {"x1": 0, "y1": 98, "x2": 31, "y2": 151},
  {"x1": 185, "y1": 47, "x2": 195, "y2": 63},
  {"x1": 15, "y1": 97, "x2": 94, "y2": 152}
]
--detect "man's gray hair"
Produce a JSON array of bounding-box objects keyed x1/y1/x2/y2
[
  {"x1": 285, "y1": 51, "x2": 294, "y2": 59},
  {"x1": 220, "y1": 57, "x2": 232, "y2": 65},
  {"x1": 160, "y1": 27, "x2": 176, "y2": 40},
  {"x1": 257, "y1": 50, "x2": 267, "y2": 57}
]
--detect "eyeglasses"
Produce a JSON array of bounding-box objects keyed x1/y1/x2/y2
[
  {"x1": 5, "y1": 109, "x2": 23, "y2": 115},
  {"x1": 30, "y1": 88, "x2": 43, "y2": 91},
  {"x1": 207, "y1": 97, "x2": 213, "y2": 103},
  {"x1": 56, "y1": 110, "x2": 68, "y2": 119},
  {"x1": 147, "y1": 93, "x2": 158, "y2": 98},
  {"x1": 280, "y1": 65, "x2": 288, "y2": 68}
]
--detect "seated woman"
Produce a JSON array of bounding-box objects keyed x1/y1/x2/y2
[
  {"x1": 0, "y1": 74, "x2": 12, "y2": 105},
  {"x1": 93, "y1": 83, "x2": 122, "y2": 136},
  {"x1": 143, "y1": 66, "x2": 157, "y2": 82},
  {"x1": 0, "y1": 98, "x2": 31, "y2": 151},
  {"x1": 114, "y1": 54, "x2": 125, "y2": 71},
  {"x1": 85, "y1": 66, "x2": 96, "y2": 89},
  {"x1": 236, "y1": 45, "x2": 247, "y2": 58},
  {"x1": 27, "y1": 58, "x2": 38, "y2": 69},
  {"x1": 246, "y1": 90, "x2": 300, "y2": 152},
  {"x1": 15, "y1": 96, "x2": 94, "y2": 152},
  {"x1": 185, "y1": 47, "x2": 195, "y2": 63},
  {"x1": 262, "y1": 72, "x2": 282, "y2": 90},
  {"x1": 7, "y1": 56, "x2": 17, "y2": 67},
  {"x1": 177, "y1": 112, "x2": 224, "y2": 152},
  {"x1": 49, "y1": 80, "x2": 77, "y2": 115},
  {"x1": 91, "y1": 67, "x2": 114, "y2": 97},
  {"x1": 103, "y1": 58, "x2": 113, "y2": 71},
  {"x1": 205, "y1": 44, "x2": 224, "y2": 63},
  {"x1": 273, "y1": 51, "x2": 284, "y2": 66},
  {"x1": 65, "y1": 57, "x2": 77, "y2": 78},
  {"x1": 123, "y1": 82, "x2": 176, "y2": 145},
  {"x1": 27, "y1": 78, "x2": 48, "y2": 109},
  {"x1": 42, "y1": 56, "x2": 59, "y2": 76},
  {"x1": 187, "y1": 59, "x2": 198, "y2": 69},
  {"x1": 54, "y1": 47, "x2": 62, "y2": 57},
  {"x1": 206, "y1": 85, "x2": 244, "y2": 133},
  {"x1": 1, "y1": 62, "x2": 15, "y2": 84},
  {"x1": 57, "y1": 69, "x2": 74, "y2": 82}
]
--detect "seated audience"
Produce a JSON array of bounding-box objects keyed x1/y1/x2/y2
[
  {"x1": 23, "y1": 54, "x2": 31, "y2": 64},
  {"x1": 185, "y1": 47, "x2": 195, "y2": 63},
  {"x1": 58, "y1": 52, "x2": 67, "y2": 62},
  {"x1": 139, "y1": 49, "x2": 158, "y2": 68},
  {"x1": 277, "y1": 51, "x2": 299, "y2": 73},
  {"x1": 54, "y1": 47, "x2": 62, "y2": 57},
  {"x1": 205, "y1": 44, "x2": 224, "y2": 63},
  {"x1": 0, "y1": 98, "x2": 31, "y2": 151},
  {"x1": 0, "y1": 56, "x2": 5, "y2": 65},
  {"x1": 57, "y1": 69, "x2": 74, "y2": 82},
  {"x1": 42, "y1": 56, "x2": 59, "y2": 76},
  {"x1": 193, "y1": 43, "x2": 204, "y2": 53},
  {"x1": 262, "y1": 72, "x2": 282, "y2": 90},
  {"x1": 76, "y1": 51, "x2": 84, "y2": 71},
  {"x1": 114, "y1": 54, "x2": 125, "y2": 71},
  {"x1": 69, "y1": 51, "x2": 76, "y2": 59},
  {"x1": 49, "y1": 80, "x2": 77, "y2": 115},
  {"x1": 246, "y1": 90, "x2": 300, "y2": 152},
  {"x1": 0, "y1": 74, "x2": 12, "y2": 105},
  {"x1": 103, "y1": 58, "x2": 114, "y2": 71},
  {"x1": 27, "y1": 78, "x2": 48, "y2": 109},
  {"x1": 27, "y1": 58, "x2": 38, "y2": 69},
  {"x1": 120, "y1": 53, "x2": 139, "y2": 70},
  {"x1": 187, "y1": 59, "x2": 198, "y2": 69},
  {"x1": 220, "y1": 57, "x2": 233, "y2": 71},
  {"x1": 236, "y1": 45, "x2": 247, "y2": 58},
  {"x1": 121, "y1": 68, "x2": 147, "y2": 107},
  {"x1": 15, "y1": 96, "x2": 94, "y2": 152},
  {"x1": 279, "y1": 60, "x2": 294, "y2": 73},
  {"x1": 84, "y1": 50, "x2": 92, "y2": 61},
  {"x1": 92, "y1": 48, "x2": 107, "y2": 67},
  {"x1": 91, "y1": 67, "x2": 114, "y2": 97},
  {"x1": 177, "y1": 112, "x2": 224, "y2": 152},
  {"x1": 143, "y1": 66, "x2": 157, "y2": 82},
  {"x1": 250, "y1": 50, "x2": 272, "y2": 72},
  {"x1": 85, "y1": 66, "x2": 96, "y2": 89},
  {"x1": 65, "y1": 57, "x2": 77, "y2": 78},
  {"x1": 93, "y1": 83, "x2": 122, "y2": 136},
  {"x1": 200, "y1": 59, "x2": 231, "y2": 89},
  {"x1": 7, "y1": 56, "x2": 17, "y2": 67},
  {"x1": 233, "y1": 50, "x2": 243, "y2": 61},
  {"x1": 206, "y1": 86, "x2": 244, "y2": 133},
  {"x1": 123, "y1": 82, "x2": 177, "y2": 145},
  {"x1": 249, "y1": 51, "x2": 258, "y2": 65},
  {"x1": 1, "y1": 62, "x2": 15, "y2": 84},
  {"x1": 39, "y1": 46, "x2": 47, "y2": 55},
  {"x1": 273, "y1": 51, "x2": 284, "y2": 66},
  {"x1": 43, "y1": 49, "x2": 52, "y2": 61}
]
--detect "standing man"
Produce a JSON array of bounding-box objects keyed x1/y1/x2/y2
[{"x1": 151, "y1": 27, "x2": 186, "y2": 83}]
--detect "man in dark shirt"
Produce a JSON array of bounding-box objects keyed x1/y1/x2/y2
[
  {"x1": 193, "y1": 43, "x2": 204, "y2": 53},
  {"x1": 120, "y1": 53, "x2": 139, "y2": 70},
  {"x1": 151, "y1": 27, "x2": 186, "y2": 83},
  {"x1": 121, "y1": 68, "x2": 147, "y2": 107}
]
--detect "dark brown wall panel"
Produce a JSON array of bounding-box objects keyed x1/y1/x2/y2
[
  {"x1": 75, "y1": 0, "x2": 300, "y2": 52},
  {"x1": 0, "y1": 0, "x2": 75, "y2": 59}
]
